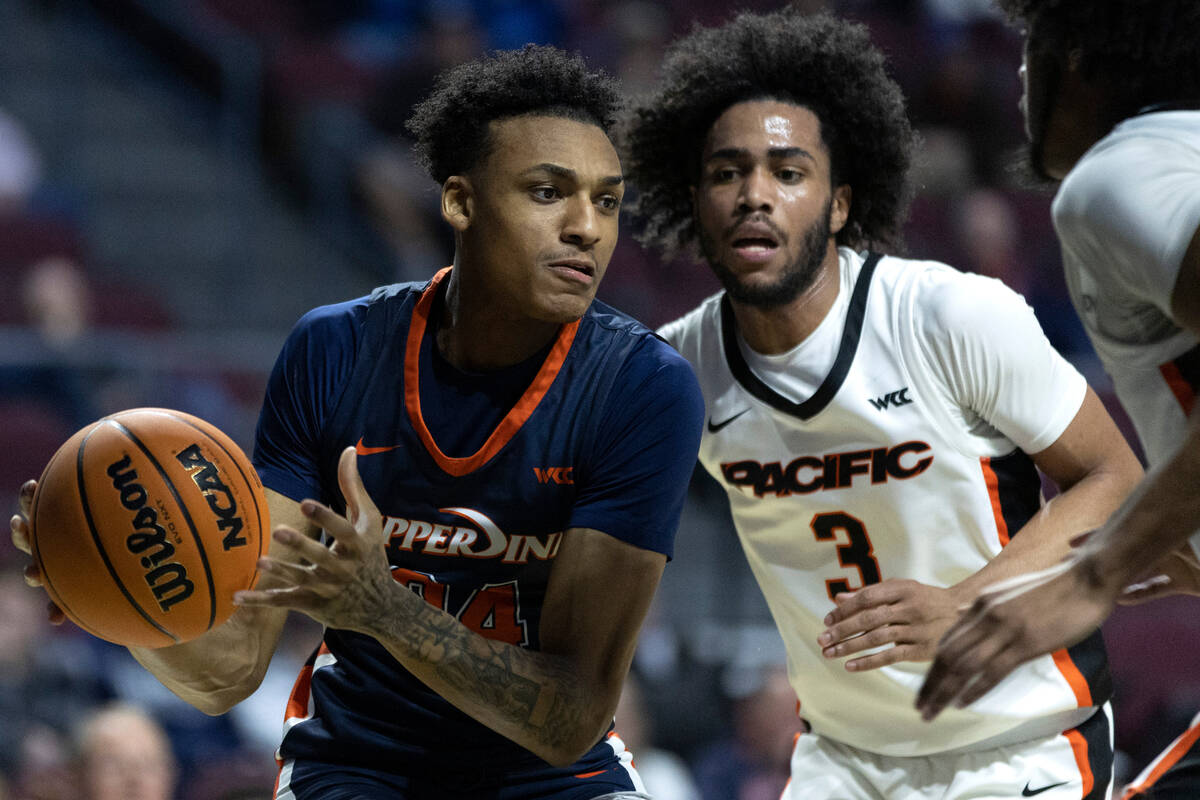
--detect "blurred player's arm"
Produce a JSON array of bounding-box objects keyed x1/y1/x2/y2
[
  {"x1": 126, "y1": 488, "x2": 312, "y2": 714},
  {"x1": 236, "y1": 448, "x2": 663, "y2": 767},
  {"x1": 916, "y1": 228, "x2": 1200, "y2": 720},
  {"x1": 1090, "y1": 225, "x2": 1200, "y2": 595},
  {"x1": 820, "y1": 387, "x2": 1141, "y2": 670}
]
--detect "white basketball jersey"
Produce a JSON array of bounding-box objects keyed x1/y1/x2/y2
[
  {"x1": 1054, "y1": 110, "x2": 1200, "y2": 468},
  {"x1": 661, "y1": 249, "x2": 1107, "y2": 756}
]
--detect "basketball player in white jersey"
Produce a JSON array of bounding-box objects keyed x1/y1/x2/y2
[
  {"x1": 624, "y1": 9, "x2": 1144, "y2": 799},
  {"x1": 918, "y1": 1, "x2": 1200, "y2": 796}
]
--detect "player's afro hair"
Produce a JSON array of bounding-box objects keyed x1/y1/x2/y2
[
  {"x1": 999, "y1": 0, "x2": 1200, "y2": 115},
  {"x1": 406, "y1": 45, "x2": 622, "y2": 184},
  {"x1": 624, "y1": 9, "x2": 914, "y2": 255}
]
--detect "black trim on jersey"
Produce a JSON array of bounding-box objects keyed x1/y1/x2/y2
[
  {"x1": 993, "y1": 449, "x2": 1114, "y2": 708},
  {"x1": 1074, "y1": 706, "x2": 1114, "y2": 800},
  {"x1": 720, "y1": 251, "x2": 882, "y2": 421},
  {"x1": 1068, "y1": 629, "x2": 1114, "y2": 706},
  {"x1": 1171, "y1": 343, "x2": 1200, "y2": 397},
  {"x1": 987, "y1": 449, "x2": 1041, "y2": 540}
]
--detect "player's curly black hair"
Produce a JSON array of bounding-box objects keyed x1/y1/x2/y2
[
  {"x1": 624, "y1": 9, "x2": 914, "y2": 255},
  {"x1": 406, "y1": 45, "x2": 622, "y2": 185},
  {"x1": 998, "y1": 0, "x2": 1200, "y2": 117}
]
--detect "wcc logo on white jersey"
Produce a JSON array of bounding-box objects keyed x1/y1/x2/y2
[{"x1": 868, "y1": 387, "x2": 912, "y2": 411}]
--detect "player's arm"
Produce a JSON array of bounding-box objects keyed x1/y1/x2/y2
[
  {"x1": 1084, "y1": 224, "x2": 1200, "y2": 593},
  {"x1": 9, "y1": 481, "x2": 310, "y2": 715},
  {"x1": 238, "y1": 448, "x2": 664, "y2": 766},
  {"x1": 916, "y1": 153, "x2": 1200, "y2": 720},
  {"x1": 952, "y1": 387, "x2": 1143, "y2": 596},
  {"x1": 125, "y1": 488, "x2": 313, "y2": 715},
  {"x1": 820, "y1": 387, "x2": 1141, "y2": 669}
]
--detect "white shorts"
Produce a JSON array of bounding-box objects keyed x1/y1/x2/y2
[{"x1": 781, "y1": 704, "x2": 1114, "y2": 800}]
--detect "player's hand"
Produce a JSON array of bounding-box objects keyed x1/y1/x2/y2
[
  {"x1": 1118, "y1": 543, "x2": 1200, "y2": 603},
  {"x1": 817, "y1": 579, "x2": 964, "y2": 671},
  {"x1": 233, "y1": 447, "x2": 396, "y2": 634},
  {"x1": 915, "y1": 553, "x2": 1113, "y2": 721},
  {"x1": 10, "y1": 479, "x2": 67, "y2": 625}
]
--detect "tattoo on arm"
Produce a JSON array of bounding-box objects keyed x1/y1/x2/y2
[{"x1": 376, "y1": 584, "x2": 587, "y2": 750}]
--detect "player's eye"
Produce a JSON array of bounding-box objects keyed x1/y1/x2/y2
[
  {"x1": 596, "y1": 194, "x2": 621, "y2": 212},
  {"x1": 710, "y1": 166, "x2": 740, "y2": 183},
  {"x1": 531, "y1": 186, "x2": 561, "y2": 202},
  {"x1": 777, "y1": 167, "x2": 803, "y2": 183}
]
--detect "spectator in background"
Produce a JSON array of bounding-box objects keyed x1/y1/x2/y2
[
  {"x1": 0, "y1": 565, "x2": 108, "y2": 790},
  {"x1": 691, "y1": 665, "x2": 798, "y2": 800},
  {"x1": 22, "y1": 254, "x2": 90, "y2": 352},
  {"x1": 3, "y1": 254, "x2": 99, "y2": 432},
  {"x1": 0, "y1": 107, "x2": 42, "y2": 215},
  {"x1": 615, "y1": 673, "x2": 701, "y2": 800},
  {"x1": 75, "y1": 703, "x2": 176, "y2": 800}
]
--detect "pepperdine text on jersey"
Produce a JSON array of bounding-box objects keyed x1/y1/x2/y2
[{"x1": 382, "y1": 507, "x2": 563, "y2": 564}]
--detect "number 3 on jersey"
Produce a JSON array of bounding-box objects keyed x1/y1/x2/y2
[
  {"x1": 393, "y1": 568, "x2": 530, "y2": 646},
  {"x1": 811, "y1": 511, "x2": 881, "y2": 600}
]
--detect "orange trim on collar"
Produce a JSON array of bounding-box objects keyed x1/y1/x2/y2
[{"x1": 404, "y1": 267, "x2": 580, "y2": 477}]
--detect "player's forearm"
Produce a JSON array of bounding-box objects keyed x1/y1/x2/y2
[
  {"x1": 1086, "y1": 415, "x2": 1200, "y2": 587},
  {"x1": 953, "y1": 460, "x2": 1140, "y2": 601},
  {"x1": 128, "y1": 605, "x2": 284, "y2": 715},
  {"x1": 363, "y1": 580, "x2": 611, "y2": 767}
]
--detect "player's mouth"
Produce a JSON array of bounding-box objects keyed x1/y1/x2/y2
[
  {"x1": 730, "y1": 224, "x2": 781, "y2": 263},
  {"x1": 547, "y1": 258, "x2": 597, "y2": 285}
]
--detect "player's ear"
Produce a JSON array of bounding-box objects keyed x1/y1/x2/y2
[
  {"x1": 830, "y1": 184, "x2": 851, "y2": 236},
  {"x1": 442, "y1": 176, "x2": 474, "y2": 232}
]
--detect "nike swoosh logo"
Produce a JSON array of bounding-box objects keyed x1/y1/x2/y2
[
  {"x1": 707, "y1": 408, "x2": 750, "y2": 433},
  {"x1": 354, "y1": 437, "x2": 402, "y2": 456},
  {"x1": 1022, "y1": 781, "x2": 1068, "y2": 796}
]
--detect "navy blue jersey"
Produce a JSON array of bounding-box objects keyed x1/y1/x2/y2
[{"x1": 253, "y1": 267, "x2": 704, "y2": 778}]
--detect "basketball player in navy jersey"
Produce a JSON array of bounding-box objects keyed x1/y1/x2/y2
[
  {"x1": 12, "y1": 46, "x2": 702, "y2": 799},
  {"x1": 917, "y1": 1, "x2": 1200, "y2": 796},
  {"x1": 627, "y1": 9, "x2": 1142, "y2": 799}
]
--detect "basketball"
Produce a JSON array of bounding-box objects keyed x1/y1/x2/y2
[{"x1": 29, "y1": 408, "x2": 268, "y2": 648}]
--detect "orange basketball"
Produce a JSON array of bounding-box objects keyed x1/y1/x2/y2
[{"x1": 30, "y1": 408, "x2": 268, "y2": 648}]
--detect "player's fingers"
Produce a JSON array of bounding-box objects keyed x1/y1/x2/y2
[
  {"x1": 47, "y1": 601, "x2": 65, "y2": 625},
  {"x1": 916, "y1": 619, "x2": 1005, "y2": 718},
  {"x1": 233, "y1": 584, "x2": 319, "y2": 609},
  {"x1": 829, "y1": 581, "x2": 907, "y2": 616},
  {"x1": 822, "y1": 624, "x2": 902, "y2": 658},
  {"x1": 955, "y1": 650, "x2": 1027, "y2": 708},
  {"x1": 22, "y1": 561, "x2": 44, "y2": 587},
  {"x1": 255, "y1": 555, "x2": 327, "y2": 587},
  {"x1": 917, "y1": 660, "x2": 966, "y2": 721},
  {"x1": 1117, "y1": 575, "x2": 1174, "y2": 605},
  {"x1": 18, "y1": 480, "x2": 35, "y2": 517},
  {"x1": 845, "y1": 644, "x2": 919, "y2": 672},
  {"x1": 272, "y1": 525, "x2": 341, "y2": 567},
  {"x1": 338, "y1": 446, "x2": 382, "y2": 537},
  {"x1": 819, "y1": 606, "x2": 894, "y2": 648},
  {"x1": 11, "y1": 513, "x2": 31, "y2": 555}
]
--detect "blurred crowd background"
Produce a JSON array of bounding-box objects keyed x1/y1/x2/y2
[{"x1": 1, "y1": 0, "x2": 1197, "y2": 798}]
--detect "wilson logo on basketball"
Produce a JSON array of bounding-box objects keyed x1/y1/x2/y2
[
  {"x1": 175, "y1": 444, "x2": 247, "y2": 551},
  {"x1": 105, "y1": 455, "x2": 196, "y2": 612}
]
